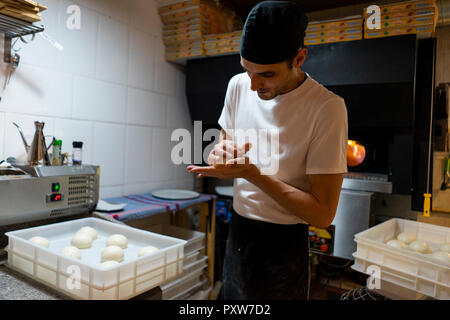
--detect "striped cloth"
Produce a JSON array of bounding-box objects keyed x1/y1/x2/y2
[{"x1": 101, "y1": 193, "x2": 216, "y2": 222}]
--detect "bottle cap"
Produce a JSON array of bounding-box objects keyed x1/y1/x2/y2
[
  {"x1": 54, "y1": 140, "x2": 62, "y2": 146},
  {"x1": 73, "y1": 141, "x2": 83, "y2": 148}
]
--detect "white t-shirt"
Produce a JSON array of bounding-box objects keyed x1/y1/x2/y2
[{"x1": 218, "y1": 72, "x2": 348, "y2": 225}]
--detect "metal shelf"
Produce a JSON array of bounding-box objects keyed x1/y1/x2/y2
[{"x1": 0, "y1": 13, "x2": 44, "y2": 63}]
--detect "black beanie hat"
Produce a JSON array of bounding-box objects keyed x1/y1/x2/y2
[{"x1": 240, "y1": 1, "x2": 308, "y2": 64}]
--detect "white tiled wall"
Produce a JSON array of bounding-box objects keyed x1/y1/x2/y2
[{"x1": 0, "y1": 0, "x2": 193, "y2": 198}]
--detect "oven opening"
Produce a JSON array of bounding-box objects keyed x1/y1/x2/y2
[{"x1": 347, "y1": 140, "x2": 366, "y2": 167}]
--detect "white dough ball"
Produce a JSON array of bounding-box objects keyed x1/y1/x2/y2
[
  {"x1": 106, "y1": 234, "x2": 128, "y2": 249},
  {"x1": 431, "y1": 251, "x2": 450, "y2": 262},
  {"x1": 100, "y1": 260, "x2": 119, "y2": 268},
  {"x1": 439, "y1": 243, "x2": 450, "y2": 253},
  {"x1": 397, "y1": 232, "x2": 416, "y2": 244},
  {"x1": 71, "y1": 233, "x2": 93, "y2": 249},
  {"x1": 138, "y1": 246, "x2": 159, "y2": 257},
  {"x1": 76, "y1": 226, "x2": 98, "y2": 240},
  {"x1": 387, "y1": 240, "x2": 407, "y2": 250},
  {"x1": 61, "y1": 246, "x2": 82, "y2": 260},
  {"x1": 409, "y1": 240, "x2": 430, "y2": 253},
  {"x1": 101, "y1": 245, "x2": 124, "y2": 262},
  {"x1": 29, "y1": 236, "x2": 50, "y2": 248}
]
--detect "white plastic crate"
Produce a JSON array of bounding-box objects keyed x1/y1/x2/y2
[
  {"x1": 146, "y1": 224, "x2": 205, "y2": 255},
  {"x1": 352, "y1": 218, "x2": 450, "y2": 300},
  {"x1": 178, "y1": 278, "x2": 210, "y2": 300},
  {"x1": 183, "y1": 255, "x2": 208, "y2": 274},
  {"x1": 5, "y1": 217, "x2": 186, "y2": 300},
  {"x1": 186, "y1": 283, "x2": 211, "y2": 300},
  {"x1": 184, "y1": 250, "x2": 201, "y2": 266},
  {"x1": 161, "y1": 268, "x2": 204, "y2": 300}
]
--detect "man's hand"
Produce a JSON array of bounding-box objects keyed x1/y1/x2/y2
[
  {"x1": 187, "y1": 141, "x2": 260, "y2": 179},
  {"x1": 207, "y1": 140, "x2": 250, "y2": 167}
]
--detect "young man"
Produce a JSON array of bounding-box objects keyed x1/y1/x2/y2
[{"x1": 187, "y1": 1, "x2": 348, "y2": 299}]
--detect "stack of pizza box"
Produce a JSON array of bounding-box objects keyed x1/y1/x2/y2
[
  {"x1": 0, "y1": 0, "x2": 47, "y2": 23},
  {"x1": 305, "y1": 15, "x2": 363, "y2": 46},
  {"x1": 203, "y1": 30, "x2": 242, "y2": 56},
  {"x1": 363, "y1": 0, "x2": 438, "y2": 39}
]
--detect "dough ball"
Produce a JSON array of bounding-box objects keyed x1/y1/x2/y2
[
  {"x1": 61, "y1": 246, "x2": 82, "y2": 260},
  {"x1": 439, "y1": 243, "x2": 450, "y2": 253},
  {"x1": 409, "y1": 240, "x2": 430, "y2": 253},
  {"x1": 29, "y1": 236, "x2": 50, "y2": 248},
  {"x1": 386, "y1": 240, "x2": 407, "y2": 250},
  {"x1": 100, "y1": 260, "x2": 119, "y2": 268},
  {"x1": 138, "y1": 246, "x2": 159, "y2": 257},
  {"x1": 431, "y1": 251, "x2": 450, "y2": 263},
  {"x1": 76, "y1": 226, "x2": 98, "y2": 240},
  {"x1": 397, "y1": 232, "x2": 416, "y2": 244},
  {"x1": 71, "y1": 233, "x2": 93, "y2": 249},
  {"x1": 106, "y1": 234, "x2": 128, "y2": 249},
  {"x1": 101, "y1": 245, "x2": 124, "y2": 262}
]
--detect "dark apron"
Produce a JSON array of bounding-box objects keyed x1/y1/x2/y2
[{"x1": 221, "y1": 210, "x2": 310, "y2": 300}]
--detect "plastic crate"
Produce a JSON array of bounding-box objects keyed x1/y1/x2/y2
[
  {"x1": 178, "y1": 278, "x2": 210, "y2": 300},
  {"x1": 183, "y1": 251, "x2": 200, "y2": 266},
  {"x1": 186, "y1": 284, "x2": 211, "y2": 300},
  {"x1": 183, "y1": 255, "x2": 207, "y2": 274},
  {"x1": 352, "y1": 218, "x2": 450, "y2": 299},
  {"x1": 161, "y1": 268, "x2": 204, "y2": 300},
  {"x1": 5, "y1": 218, "x2": 186, "y2": 300},
  {"x1": 146, "y1": 224, "x2": 205, "y2": 255}
]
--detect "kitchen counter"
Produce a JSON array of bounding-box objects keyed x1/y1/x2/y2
[
  {"x1": 0, "y1": 261, "x2": 69, "y2": 300},
  {"x1": 0, "y1": 259, "x2": 161, "y2": 300}
]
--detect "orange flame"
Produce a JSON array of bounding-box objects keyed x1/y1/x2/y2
[{"x1": 347, "y1": 140, "x2": 366, "y2": 167}]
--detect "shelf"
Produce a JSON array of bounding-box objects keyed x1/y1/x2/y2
[{"x1": 0, "y1": 13, "x2": 44, "y2": 63}]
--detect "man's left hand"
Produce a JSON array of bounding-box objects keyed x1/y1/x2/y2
[{"x1": 187, "y1": 142, "x2": 260, "y2": 180}]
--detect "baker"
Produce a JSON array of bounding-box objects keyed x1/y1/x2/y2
[{"x1": 187, "y1": 1, "x2": 348, "y2": 300}]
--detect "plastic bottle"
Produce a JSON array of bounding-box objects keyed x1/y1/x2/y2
[
  {"x1": 52, "y1": 140, "x2": 62, "y2": 166},
  {"x1": 72, "y1": 141, "x2": 83, "y2": 165}
]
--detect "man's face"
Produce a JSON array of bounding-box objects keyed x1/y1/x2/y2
[{"x1": 240, "y1": 57, "x2": 296, "y2": 100}]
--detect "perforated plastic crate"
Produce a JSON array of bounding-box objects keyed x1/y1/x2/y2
[
  {"x1": 5, "y1": 217, "x2": 186, "y2": 300},
  {"x1": 352, "y1": 218, "x2": 450, "y2": 299},
  {"x1": 146, "y1": 224, "x2": 205, "y2": 255}
]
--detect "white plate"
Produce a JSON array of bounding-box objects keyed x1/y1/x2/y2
[
  {"x1": 151, "y1": 189, "x2": 199, "y2": 200},
  {"x1": 96, "y1": 199, "x2": 126, "y2": 212}
]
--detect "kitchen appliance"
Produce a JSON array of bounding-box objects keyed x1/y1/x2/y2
[
  {"x1": 0, "y1": 164, "x2": 100, "y2": 227},
  {"x1": 12, "y1": 121, "x2": 54, "y2": 166}
]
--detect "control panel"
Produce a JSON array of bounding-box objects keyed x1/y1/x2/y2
[{"x1": 47, "y1": 181, "x2": 63, "y2": 203}]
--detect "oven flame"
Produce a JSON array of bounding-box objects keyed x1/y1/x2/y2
[{"x1": 347, "y1": 140, "x2": 366, "y2": 167}]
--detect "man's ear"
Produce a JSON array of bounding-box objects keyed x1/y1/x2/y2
[{"x1": 294, "y1": 48, "x2": 308, "y2": 68}]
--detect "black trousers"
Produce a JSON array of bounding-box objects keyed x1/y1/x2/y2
[{"x1": 221, "y1": 211, "x2": 310, "y2": 300}]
